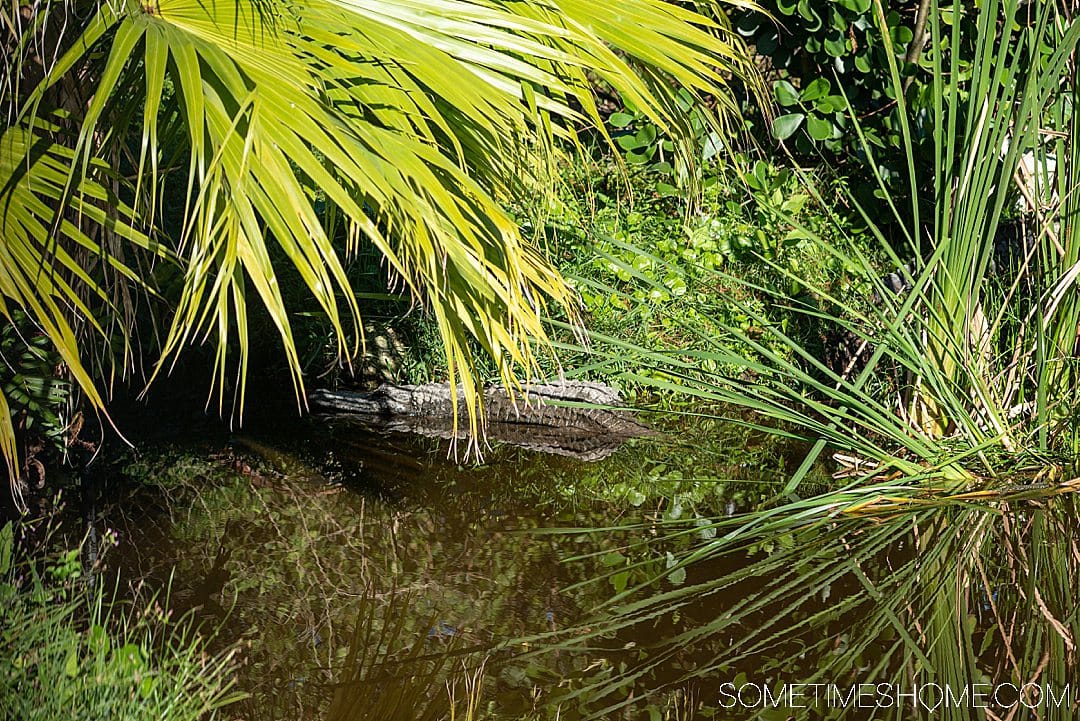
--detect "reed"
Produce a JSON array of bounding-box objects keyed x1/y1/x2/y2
[
  {"x1": 571, "y1": 0, "x2": 1080, "y2": 489},
  {"x1": 536, "y1": 3, "x2": 1080, "y2": 715}
]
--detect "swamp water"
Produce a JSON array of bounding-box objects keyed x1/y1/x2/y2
[{"x1": 93, "y1": 414, "x2": 1080, "y2": 720}]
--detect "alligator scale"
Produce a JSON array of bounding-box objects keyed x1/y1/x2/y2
[{"x1": 308, "y1": 381, "x2": 656, "y2": 461}]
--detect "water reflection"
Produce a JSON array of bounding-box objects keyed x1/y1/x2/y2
[
  {"x1": 107, "y1": 424, "x2": 678, "y2": 720},
  {"x1": 102, "y1": 421, "x2": 1080, "y2": 720},
  {"x1": 550, "y1": 489, "x2": 1080, "y2": 720}
]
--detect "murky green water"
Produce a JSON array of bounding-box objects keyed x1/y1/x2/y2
[{"x1": 95, "y1": 415, "x2": 1080, "y2": 720}]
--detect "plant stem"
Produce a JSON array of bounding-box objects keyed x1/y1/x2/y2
[{"x1": 903, "y1": 0, "x2": 933, "y2": 92}]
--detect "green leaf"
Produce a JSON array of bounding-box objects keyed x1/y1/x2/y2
[
  {"x1": 807, "y1": 114, "x2": 834, "y2": 140},
  {"x1": 115, "y1": 643, "x2": 144, "y2": 670},
  {"x1": 635, "y1": 125, "x2": 658, "y2": 145},
  {"x1": 745, "y1": 163, "x2": 767, "y2": 191},
  {"x1": 0, "y1": 523, "x2": 11, "y2": 576},
  {"x1": 891, "y1": 25, "x2": 915, "y2": 45},
  {"x1": 837, "y1": 0, "x2": 870, "y2": 11},
  {"x1": 665, "y1": 552, "x2": 687, "y2": 585},
  {"x1": 774, "y1": 79, "x2": 800, "y2": 106},
  {"x1": 772, "y1": 113, "x2": 806, "y2": 140},
  {"x1": 781, "y1": 194, "x2": 809, "y2": 214},
  {"x1": 611, "y1": 571, "x2": 630, "y2": 594},
  {"x1": 800, "y1": 77, "x2": 831, "y2": 102},
  {"x1": 829, "y1": 7, "x2": 849, "y2": 31},
  {"x1": 608, "y1": 112, "x2": 636, "y2": 127},
  {"x1": 89, "y1": 624, "x2": 109, "y2": 654},
  {"x1": 64, "y1": 646, "x2": 79, "y2": 677},
  {"x1": 777, "y1": 0, "x2": 798, "y2": 15},
  {"x1": 702, "y1": 131, "x2": 723, "y2": 161},
  {"x1": 824, "y1": 30, "x2": 848, "y2": 57},
  {"x1": 814, "y1": 94, "x2": 849, "y2": 113},
  {"x1": 602, "y1": 552, "x2": 627, "y2": 567},
  {"x1": 139, "y1": 676, "x2": 158, "y2": 699},
  {"x1": 796, "y1": 0, "x2": 822, "y2": 30}
]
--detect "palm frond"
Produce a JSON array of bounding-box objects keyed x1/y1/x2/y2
[{"x1": 0, "y1": 117, "x2": 161, "y2": 491}]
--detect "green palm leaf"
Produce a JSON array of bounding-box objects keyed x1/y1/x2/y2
[{"x1": 0, "y1": 118, "x2": 161, "y2": 495}]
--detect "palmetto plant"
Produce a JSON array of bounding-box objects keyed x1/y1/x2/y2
[{"x1": 0, "y1": 0, "x2": 763, "y2": 504}]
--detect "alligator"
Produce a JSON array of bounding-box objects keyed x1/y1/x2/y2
[{"x1": 308, "y1": 381, "x2": 657, "y2": 461}]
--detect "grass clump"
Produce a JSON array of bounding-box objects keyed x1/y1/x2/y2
[
  {"x1": 0, "y1": 521, "x2": 240, "y2": 720},
  {"x1": 570, "y1": 0, "x2": 1080, "y2": 488},
  {"x1": 539, "y1": 2, "x2": 1080, "y2": 713}
]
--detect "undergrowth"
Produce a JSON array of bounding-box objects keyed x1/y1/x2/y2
[
  {"x1": 538, "y1": 153, "x2": 882, "y2": 393},
  {"x1": 0, "y1": 521, "x2": 240, "y2": 720}
]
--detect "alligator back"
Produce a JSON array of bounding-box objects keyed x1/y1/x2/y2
[{"x1": 308, "y1": 381, "x2": 656, "y2": 461}]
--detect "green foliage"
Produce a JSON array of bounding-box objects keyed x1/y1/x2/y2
[
  {"x1": 0, "y1": 315, "x2": 70, "y2": 454},
  {"x1": 734, "y1": 0, "x2": 921, "y2": 154},
  {"x1": 549, "y1": 154, "x2": 868, "y2": 384},
  {"x1": 729, "y1": 0, "x2": 997, "y2": 221},
  {"x1": 568, "y1": 0, "x2": 1080, "y2": 487},
  {"x1": 606, "y1": 89, "x2": 728, "y2": 198},
  {"x1": 0, "y1": 522, "x2": 240, "y2": 721},
  {"x1": 0, "y1": 0, "x2": 765, "y2": 503}
]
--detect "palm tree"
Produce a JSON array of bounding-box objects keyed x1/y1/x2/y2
[{"x1": 1, "y1": 0, "x2": 762, "y2": 503}]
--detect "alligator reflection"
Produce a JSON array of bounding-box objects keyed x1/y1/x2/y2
[{"x1": 105, "y1": 421, "x2": 1079, "y2": 720}]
